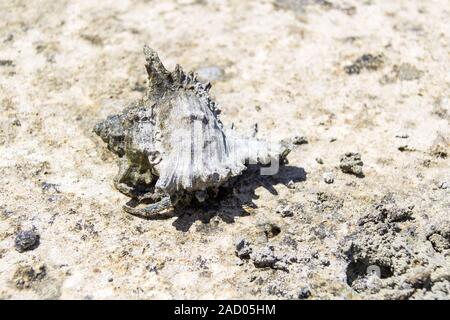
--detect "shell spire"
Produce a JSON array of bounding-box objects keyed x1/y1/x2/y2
[{"x1": 143, "y1": 45, "x2": 172, "y2": 97}]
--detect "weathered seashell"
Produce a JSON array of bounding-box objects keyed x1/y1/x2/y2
[{"x1": 94, "y1": 46, "x2": 290, "y2": 217}]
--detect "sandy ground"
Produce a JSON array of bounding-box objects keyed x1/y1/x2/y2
[{"x1": 0, "y1": 0, "x2": 449, "y2": 299}]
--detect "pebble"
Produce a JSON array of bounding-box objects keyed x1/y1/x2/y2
[
  {"x1": 292, "y1": 135, "x2": 308, "y2": 145},
  {"x1": 276, "y1": 204, "x2": 294, "y2": 217},
  {"x1": 323, "y1": 172, "x2": 335, "y2": 184},
  {"x1": 398, "y1": 145, "x2": 416, "y2": 152},
  {"x1": 251, "y1": 246, "x2": 278, "y2": 268},
  {"x1": 437, "y1": 181, "x2": 449, "y2": 190},
  {"x1": 196, "y1": 66, "x2": 224, "y2": 82},
  {"x1": 298, "y1": 286, "x2": 312, "y2": 299},
  {"x1": 344, "y1": 54, "x2": 384, "y2": 75},
  {"x1": 15, "y1": 229, "x2": 40, "y2": 253},
  {"x1": 235, "y1": 239, "x2": 252, "y2": 259},
  {"x1": 339, "y1": 152, "x2": 364, "y2": 177},
  {"x1": 287, "y1": 180, "x2": 295, "y2": 189}
]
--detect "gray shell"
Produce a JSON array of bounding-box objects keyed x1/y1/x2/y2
[{"x1": 95, "y1": 46, "x2": 289, "y2": 203}]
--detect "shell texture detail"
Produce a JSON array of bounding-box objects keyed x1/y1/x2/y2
[{"x1": 94, "y1": 46, "x2": 290, "y2": 217}]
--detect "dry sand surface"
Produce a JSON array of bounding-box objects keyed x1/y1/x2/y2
[{"x1": 0, "y1": 0, "x2": 449, "y2": 299}]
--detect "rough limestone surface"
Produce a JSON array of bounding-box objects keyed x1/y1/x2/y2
[
  {"x1": 340, "y1": 152, "x2": 364, "y2": 177},
  {"x1": 0, "y1": 0, "x2": 449, "y2": 299}
]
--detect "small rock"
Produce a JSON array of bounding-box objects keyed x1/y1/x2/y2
[
  {"x1": 437, "y1": 181, "x2": 449, "y2": 190},
  {"x1": 235, "y1": 239, "x2": 252, "y2": 259},
  {"x1": 41, "y1": 182, "x2": 60, "y2": 193},
  {"x1": 398, "y1": 145, "x2": 416, "y2": 152},
  {"x1": 292, "y1": 135, "x2": 308, "y2": 145},
  {"x1": 319, "y1": 257, "x2": 330, "y2": 266},
  {"x1": 339, "y1": 152, "x2": 364, "y2": 177},
  {"x1": 323, "y1": 172, "x2": 335, "y2": 184},
  {"x1": 251, "y1": 246, "x2": 278, "y2": 268},
  {"x1": 196, "y1": 66, "x2": 225, "y2": 82},
  {"x1": 428, "y1": 233, "x2": 450, "y2": 252},
  {"x1": 344, "y1": 54, "x2": 384, "y2": 75},
  {"x1": 329, "y1": 137, "x2": 337, "y2": 142},
  {"x1": 47, "y1": 195, "x2": 61, "y2": 202},
  {"x1": 287, "y1": 180, "x2": 295, "y2": 189},
  {"x1": 276, "y1": 204, "x2": 294, "y2": 217},
  {"x1": 315, "y1": 157, "x2": 324, "y2": 164},
  {"x1": 15, "y1": 229, "x2": 40, "y2": 252},
  {"x1": 406, "y1": 270, "x2": 431, "y2": 289},
  {"x1": 298, "y1": 286, "x2": 312, "y2": 299}
]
